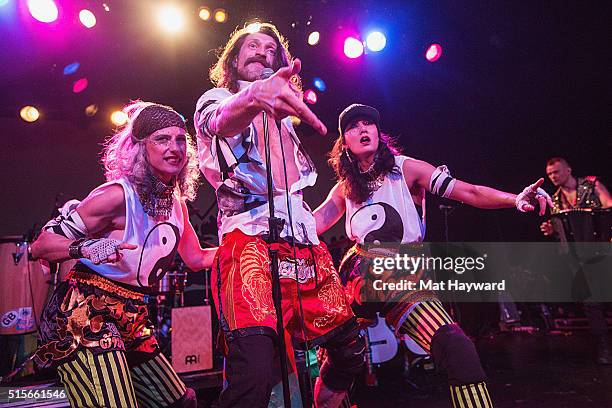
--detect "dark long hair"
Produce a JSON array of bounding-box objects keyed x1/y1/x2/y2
[
  {"x1": 209, "y1": 22, "x2": 300, "y2": 93},
  {"x1": 329, "y1": 131, "x2": 402, "y2": 203}
]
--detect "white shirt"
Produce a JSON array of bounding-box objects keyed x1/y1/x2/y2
[{"x1": 194, "y1": 81, "x2": 320, "y2": 244}]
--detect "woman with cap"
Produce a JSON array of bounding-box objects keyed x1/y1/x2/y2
[
  {"x1": 31, "y1": 101, "x2": 215, "y2": 408},
  {"x1": 314, "y1": 103, "x2": 553, "y2": 407}
]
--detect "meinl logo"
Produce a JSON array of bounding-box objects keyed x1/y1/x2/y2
[{"x1": 185, "y1": 354, "x2": 200, "y2": 365}]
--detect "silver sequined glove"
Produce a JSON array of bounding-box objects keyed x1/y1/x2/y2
[{"x1": 79, "y1": 238, "x2": 123, "y2": 264}]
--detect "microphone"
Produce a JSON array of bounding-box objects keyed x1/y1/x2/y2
[
  {"x1": 260, "y1": 68, "x2": 274, "y2": 80},
  {"x1": 260, "y1": 67, "x2": 282, "y2": 131}
]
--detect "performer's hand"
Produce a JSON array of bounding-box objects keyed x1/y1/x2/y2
[
  {"x1": 255, "y1": 58, "x2": 327, "y2": 135},
  {"x1": 540, "y1": 220, "x2": 554, "y2": 236},
  {"x1": 79, "y1": 238, "x2": 138, "y2": 264},
  {"x1": 515, "y1": 178, "x2": 554, "y2": 215}
]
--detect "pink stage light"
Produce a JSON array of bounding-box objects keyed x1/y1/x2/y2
[
  {"x1": 304, "y1": 89, "x2": 317, "y2": 104},
  {"x1": 72, "y1": 78, "x2": 88, "y2": 93},
  {"x1": 343, "y1": 37, "x2": 364, "y2": 59},
  {"x1": 425, "y1": 43, "x2": 443, "y2": 62},
  {"x1": 27, "y1": 0, "x2": 58, "y2": 23}
]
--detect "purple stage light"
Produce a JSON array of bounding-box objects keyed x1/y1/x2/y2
[
  {"x1": 426, "y1": 43, "x2": 443, "y2": 62},
  {"x1": 344, "y1": 37, "x2": 364, "y2": 59},
  {"x1": 304, "y1": 89, "x2": 317, "y2": 104}
]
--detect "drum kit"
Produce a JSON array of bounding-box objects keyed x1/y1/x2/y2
[
  {"x1": 536, "y1": 208, "x2": 612, "y2": 330},
  {"x1": 150, "y1": 265, "x2": 190, "y2": 351},
  {"x1": 0, "y1": 236, "x2": 215, "y2": 382},
  {"x1": 551, "y1": 208, "x2": 612, "y2": 243},
  {"x1": 0, "y1": 236, "x2": 51, "y2": 381}
]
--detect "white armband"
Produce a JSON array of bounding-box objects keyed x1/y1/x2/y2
[
  {"x1": 429, "y1": 165, "x2": 456, "y2": 198},
  {"x1": 43, "y1": 199, "x2": 88, "y2": 239}
]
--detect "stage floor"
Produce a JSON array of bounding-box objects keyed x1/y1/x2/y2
[
  {"x1": 2, "y1": 331, "x2": 611, "y2": 407},
  {"x1": 351, "y1": 330, "x2": 612, "y2": 408}
]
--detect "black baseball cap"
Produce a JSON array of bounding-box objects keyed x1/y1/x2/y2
[{"x1": 338, "y1": 104, "x2": 380, "y2": 136}]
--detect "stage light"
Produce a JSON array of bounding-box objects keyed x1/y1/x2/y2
[
  {"x1": 110, "y1": 110, "x2": 128, "y2": 126},
  {"x1": 245, "y1": 22, "x2": 261, "y2": 34},
  {"x1": 79, "y1": 9, "x2": 96, "y2": 28},
  {"x1": 304, "y1": 89, "x2": 317, "y2": 105},
  {"x1": 343, "y1": 37, "x2": 364, "y2": 59},
  {"x1": 425, "y1": 43, "x2": 443, "y2": 62},
  {"x1": 365, "y1": 31, "x2": 386, "y2": 52},
  {"x1": 313, "y1": 77, "x2": 326, "y2": 92},
  {"x1": 157, "y1": 4, "x2": 185, "y2": 33},
  {"x1": 63, "y1": 62, "x2": 80, "y2": 75},
  {"x1": 102, "y1": 3, "x2": 110, "y2": 12},
  {"x1": 20, "y1": 106, "x2": 40, "y2": 123},
  {"x1": 0, "y1": 0, "x2": 10, "y2": 7},
  {"x1": 85, "y1": 104, "x2": 98, "y2": 117},
  {"x1": 198, "y1": 7, "x2": 210, "y2": 21},
  {"x1": 214, "y1": 9, "x2": 227, "y2": 23},
  {"x1": 307, "y1": 31, "x2": 320, "y2": 46},
  {"x1": 27, "y1": 0, "x2": 58, "y2": 23},
  {"x1": 72, "y1": 78, "x2": 88, "y2": 93}
]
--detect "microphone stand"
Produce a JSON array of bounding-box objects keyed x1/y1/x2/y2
[
  {"x1": 262, "y1": 110, "x2": 291, "y2": 407},
  {"x1": 439, "y1": 204, "x2": 460, "y2": 323}
]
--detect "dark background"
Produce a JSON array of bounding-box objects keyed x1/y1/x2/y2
[{"x1": 1, "y1": 0, "x2": 610, "y2": 243}]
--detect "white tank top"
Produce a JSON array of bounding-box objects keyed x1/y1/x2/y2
[
  {"x1": 345, "y1": 155, "x2": 425, "y2": 244},
  {"x1": 81, "y1": 178, "x2": 184, "y2": 289}
]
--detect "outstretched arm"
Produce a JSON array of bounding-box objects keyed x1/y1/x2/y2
[
  {"x1": 178, "y1": 201, "x2": 217, "y2": 271},
  {"x1": 313, "y1": 182, "x2": 346, "y2": 235},
  {"x1": 206, "y1": 59, "x2": 326, "y2": 137},
  {"x1": 403, "y1": 158, "x2": 552, "y2": 214}
]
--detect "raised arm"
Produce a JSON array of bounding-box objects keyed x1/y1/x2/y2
[
  {"x1": 403, "y1": 158, "x2": 551, "y2": 214},
  {"x1": 313, "y1": 182, "x2": 347, "y2": 235},
  {"x1": 31, "y1": 184, "x2": 135, "y2": 263},
  {"x1": 178, "y1": 201, "x2": 216, "y2": 271},
  {"x1": 206, "y1": 59, "x2": 326, "y2": 137}
]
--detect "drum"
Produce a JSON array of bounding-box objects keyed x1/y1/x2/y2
[
  {"x1": 0, "y1": 237, "x2": 50, "y2": 335},
  {"x1": 155, "y1": 271, "x2": 187, "y2": 295},
  {"x1": 551, "y1": 208, "x2": 612, "y2": 242}
]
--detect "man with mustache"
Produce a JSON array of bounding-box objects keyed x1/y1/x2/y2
[{"x1": 193, "y1": 23, "x2": 364, "y2": 407}]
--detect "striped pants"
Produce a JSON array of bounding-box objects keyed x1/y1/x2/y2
[
  {"x1": 57, "y1": 349, "x2": 188, "y2": 408},
  {"x1": 395, "y1": 300, "x2": 493, "y2": 408}
]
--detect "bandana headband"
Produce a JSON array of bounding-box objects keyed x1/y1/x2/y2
[{"x1": 131, "y1": 104, "x2": 186, "y2": 143}]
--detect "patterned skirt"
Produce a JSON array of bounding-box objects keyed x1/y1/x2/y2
[
  {"x1": 34, "y1": 266, "x2": 158, "y2": 369},
  {"x1": 338, "y1": 244, "x2": 438, "y2": 333}
]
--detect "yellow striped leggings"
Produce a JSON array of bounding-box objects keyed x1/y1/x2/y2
[
  {"x1": 395, "y1": 299, "x2": 493, "y2": 408},
  {"x1": 57, "y1": 350, "x2": 188, "y2": 408}
]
